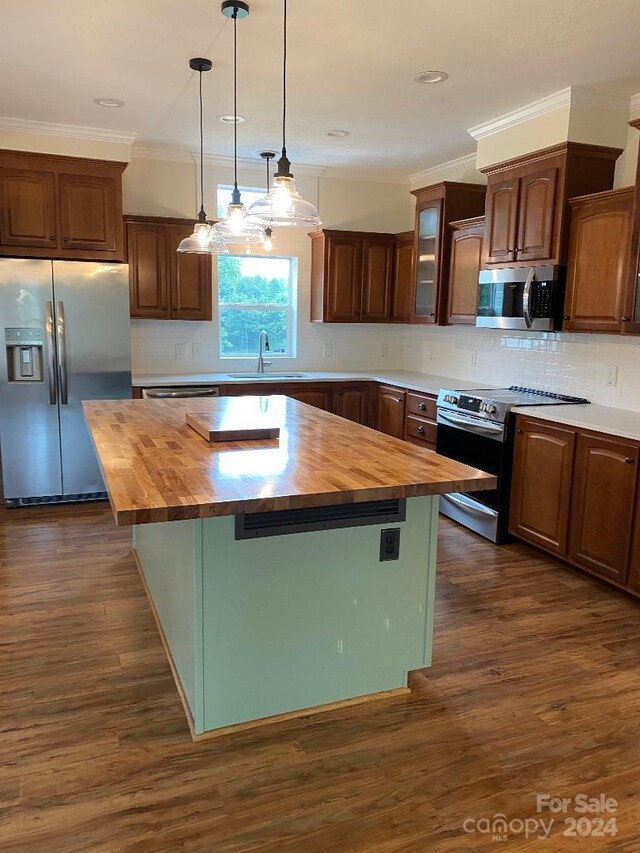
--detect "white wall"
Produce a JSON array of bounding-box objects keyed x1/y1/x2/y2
[{"x1": 128, "y1": 155, "x2": 411, "y2": 376}]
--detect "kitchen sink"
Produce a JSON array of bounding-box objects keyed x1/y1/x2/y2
[{"x1": 226, "y1": 372, "x2": 310, "y2": 379}]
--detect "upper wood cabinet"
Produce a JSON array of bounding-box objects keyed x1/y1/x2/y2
[
  {"x1": 0, "y1": 149, "x2": 126, "y2": 261},
  {"x1": 564, "y1": 188, "x2": 633, "y2": 334},
  {"x1": 446, "y1": 216, "x2": 484, "y2": 325},
  {"x1": 410, "y1": 182, "x2": 486, "y2": 325},
  {"x1": 377, "y1": 385, "x2": 406, "y2": 439},
  {"x1": 481, "y1": 142, "x2": 621, "y2": 269},
  {"x1": 568, "y1": 432, "x2": 638, "y2": 585},
  {"x1": 310, "y1": 230, "x2": 395, "y2": 323},
  {"x1": 390, "y1": 231, "x2": 414, "y2": 322},
  {"x1": 125, "y1": 216, "x2": 212, "y2": 321},
  {"x1": 509, "y1": 417, "x2": 576, "y2": 557}
]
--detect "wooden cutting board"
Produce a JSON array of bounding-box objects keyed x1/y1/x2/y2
[{"x1": 186, "y1": 410, "x2": 280, "y2": 443}]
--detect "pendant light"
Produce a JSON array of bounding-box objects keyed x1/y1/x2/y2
[
  {"x1": 259, "y1": 151, "x2": 276, "y2": 251},
  {"x1": 178, "y1": 58, "x2": 227, "y2": 254},
  {"x1": 248, "y1": 0, "x2": 321, "y2": 229},
  {"x1": 211, "y1": 1, "x2": 265, "y2": 248}
]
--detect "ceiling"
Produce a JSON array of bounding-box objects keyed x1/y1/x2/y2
[{"x1": 2, "y1": 0, "x2": 640, "y2": 176}]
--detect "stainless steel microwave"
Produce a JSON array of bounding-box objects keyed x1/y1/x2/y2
[{"x1": 476, "y1": 265, "x2": 562, "y2": 331}]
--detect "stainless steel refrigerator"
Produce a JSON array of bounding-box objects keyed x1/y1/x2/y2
[{"x1": 0, "y1": 259, "x2": 131, "y2": 505}]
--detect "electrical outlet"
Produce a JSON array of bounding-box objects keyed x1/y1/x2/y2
[
  {"x1": 381, "y1": 342, "x2": 389, "y2": 358},
  {"x1": 605, "y1": 365, "x2": 618, "y2": 387},
  {"x1": 175, "y1": 343, "x2": 187, "y2": 360},
  {"x1": 379, "y1": 528, "x2": 400, "y2": 562},
  {"x1": 323, "y1": 343, "x2": 334, "y2": 358},
  {"x1": 470, "y1": 350, "x2": 478, "y2": 367},
  {"x1": 192, "y1": 342, "x2": 202, "y2": 359}
]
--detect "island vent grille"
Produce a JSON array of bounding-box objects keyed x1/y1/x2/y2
[{"x1": 235, "y1": 499, "x2": 406, "y2": 539}]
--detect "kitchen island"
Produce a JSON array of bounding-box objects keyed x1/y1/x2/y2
[{"x1": 84, "y1": 395, "x2": 494, "y2": 737}]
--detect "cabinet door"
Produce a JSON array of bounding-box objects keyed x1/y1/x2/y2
[
  {"x1": 126, "y1": 222, "x2": 169, "y2": 319},
  {"x1": 335, "y1": 385, "x2": 370, "y2": 426},
  {"x1": 413, "y1": 202, "x2": 441, "y2": 322},
  {"x1": 0, "y1": 168, "x2": 58, "y2": 249},
  {"x1": 484, "y1": 179, "x2": 519, "y2": 264},
  {"x1": 509, "y1": 418, "x2": 576, "y2": 556},
  {"x1": 58, "y1": 174, "x2": 117, "y2": 252},
  {"x1": 361, "y1": 238, "x2": 393, "y2": 321},
  {"x1": 568, "y1": 433, "x2": 638, "y2": 583},
  {"x1": 516, "y1": 168, "x2": 557, "y2": 262},
  {"x1": 377, "y1": 385, "x2": 406, "y2": 438},
  {"x1": 564, "y1": 192, "x2": 633, "y2": 334},
  {"x1": 446, "y1": 223, "x2": 483, "y2": 324},
  {"x1": 391, "y1": 235, "x2": 414, "y2": 322},
  {"x1": 282, "y1": 384, "x2": 334, "y2": 412},
  {"x1": 168, "y1": 224, "x2": 212, "y2": 321},
  {"x1": 325, "y1": 235, "x2": 362, "y2": 322}
]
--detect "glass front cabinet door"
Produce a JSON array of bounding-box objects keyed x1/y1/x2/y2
[{"x1": 413, "y1": 201, "x2": 441, "y2": 322}]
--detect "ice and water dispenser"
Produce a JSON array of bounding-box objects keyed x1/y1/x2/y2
[{"x1": 5, "y1": 327, "x2": 44, "y2": 382}]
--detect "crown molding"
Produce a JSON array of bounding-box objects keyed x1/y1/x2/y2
[
  {"x1": 629, "y1": 92, "x2": 640, "y2": 121},
  {"x1": 469, "y1": 86, "x2": 633, "y2": 142},
  {"x1": 0, "y1": 115, "x2": 137, "y2": 146},
  {"x1": 409, "y1": 152, "x2": 479, "y2": 189}
]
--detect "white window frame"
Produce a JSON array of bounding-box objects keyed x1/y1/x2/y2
[{"x1": 217, "y1": 254, "x2": 298, "y2": 359}]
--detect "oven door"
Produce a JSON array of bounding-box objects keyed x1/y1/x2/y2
[{"x1": 436, "y1": 410, "x2": 510, "y2": 541}]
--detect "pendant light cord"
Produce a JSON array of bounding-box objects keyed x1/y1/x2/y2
[
  {"x1": 233, "y1": 7, "x2": 239, "y2": 191},
  {"x1": 282, "y1": 0, "x2": 287, "y2": 156},
  {"x1": 198, "y1": 67, "x2": 205, "y2": 218}
]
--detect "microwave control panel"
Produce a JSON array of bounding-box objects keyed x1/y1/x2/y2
[{"x1": 531, "y1": 281, "x2": 553, "y2": 318}]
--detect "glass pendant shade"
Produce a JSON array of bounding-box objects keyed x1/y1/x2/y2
[
  {"x1": 248, "y1": 174, "x2": 321, "y2": 229},
  {"x1": 211, "y1": 210, "x2": 265, "y2": 247},
  {"x1": 177, "y1": 221, "x2": 227, "y2": 254}
]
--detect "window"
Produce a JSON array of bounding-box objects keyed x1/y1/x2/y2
[
  {"x1": 217, "y1": 185, "x2": 265, "y2": 219},
  {"x1": 217, "y1": 255, "x2": 297, "y2": 358}
]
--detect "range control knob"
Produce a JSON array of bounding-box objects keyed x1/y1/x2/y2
[{"x1": 486, "y1": 404, "x2": 498, "y2": 415}]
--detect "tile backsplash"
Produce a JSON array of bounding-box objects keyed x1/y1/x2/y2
[{"x1": 401, "y1": 325, "x2": 640, "y2": 410}]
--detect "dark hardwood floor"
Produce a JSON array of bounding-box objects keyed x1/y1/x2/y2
[{"x1": 1, "y1": 501, "x2": 639, "y2": 851}]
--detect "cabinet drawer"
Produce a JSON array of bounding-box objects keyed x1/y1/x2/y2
[
  {"x1": 405, "y1": 414, "x2": 437, "y2": 445},
  {"x1": 407, "y1": 392, "x2": 437, "y2": 420}
]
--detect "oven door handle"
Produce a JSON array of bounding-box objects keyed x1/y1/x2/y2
[
  {"x1": 522, "y1": 267, "x2": 535, "y2": 329},
  {"x1": 444, "y1": 493, "x2": 498, "y2": 518},
  {"x1": 437, "y1": 410, "x2": 505, "y2": 436}
]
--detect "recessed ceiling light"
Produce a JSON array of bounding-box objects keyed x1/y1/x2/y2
[
  {"x1": 323, "y1": 129, "x2": 350, "y2": 138},
  {"x1": 218, "y1": 114, "x2": 245, "y2": 124},
  {"x1": 412, "y1": 71, "x2": 448, "y2": 84},
  {"x1": 93, "y1": 97, "x2": 125, "y2": 108}
]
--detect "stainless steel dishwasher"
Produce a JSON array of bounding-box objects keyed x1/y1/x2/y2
[{"x1": 141, "y1": 386, "x2": 220, "y2": 399}]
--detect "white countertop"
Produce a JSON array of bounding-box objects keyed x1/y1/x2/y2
[
  {"x1": 512, "y1": 403, "x2": 640, "y2": 443},
  {"x1": 132, "y1": 370, "x2": 490, "y2": 396}
]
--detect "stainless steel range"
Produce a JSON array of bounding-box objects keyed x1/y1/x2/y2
[{"x1": 436, "y1": 386, "x2": 589, "y2": 542}]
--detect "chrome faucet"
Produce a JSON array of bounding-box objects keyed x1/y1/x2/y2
[{"x1": 257, "y1": 330, "x2": 272, "y2": 374}]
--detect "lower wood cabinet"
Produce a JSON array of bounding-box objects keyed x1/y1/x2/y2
[
  {"x1": 335, "y1": 384, "x2": 373, "y2": 426},
  {"x1": 126, "y1": 216, "x2": 212, "y2": 320},
  {"x1": 510, "y1": 414, "x2": 640, "y2": 594},
  {"x1": 404, "y1": 391, "x2": 437, "y2": 450},
  {"x1": 509, "y1": 418, "x2": 575, "y2": 556},
  {"x1": 377, "y1": 385, "x2": 406, "y2": 438},
  {"x1": 280, "y1": 383, "x2": 335, "y2": 412},
  {"x1": 568, "y1": 433, "x2": 638, "y2": 583}
]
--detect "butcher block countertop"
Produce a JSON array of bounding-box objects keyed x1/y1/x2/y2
[{"x1": 83, "y1": 396, "x2": 495, "y2": 526}]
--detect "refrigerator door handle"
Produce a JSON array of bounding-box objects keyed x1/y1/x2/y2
[
  {"x1": 44, "y1": 301, "x2": 57, "y2": 405},
  {"x1": 56, "y1": 300, "x2": 68, "y2": 405}
]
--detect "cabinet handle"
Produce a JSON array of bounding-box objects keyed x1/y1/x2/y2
[
  {"x1": 625, "y1": 457, "x2": 634, "y2": 464},
  {"x1": 161, "y1": 305, "x2": 167, "y2": 311},
  {"x1": 418, "y1": 402, "x2": 426, "y2": 411},
  {"x1": 516, "y1": 429, "x2": 523, "y2": 434},
  {"x1": 50, "y1": 235, "x2": 56, "y2": 240},
  {"x1": 622, "y1": 316, "x2": 631, "y2": 322},
  {"x1": 563, "y1": 315, "x2": 571, "y2": 321},
  {"x1": 416, "y1": 425, "x2": 425, "y2": 434}
]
